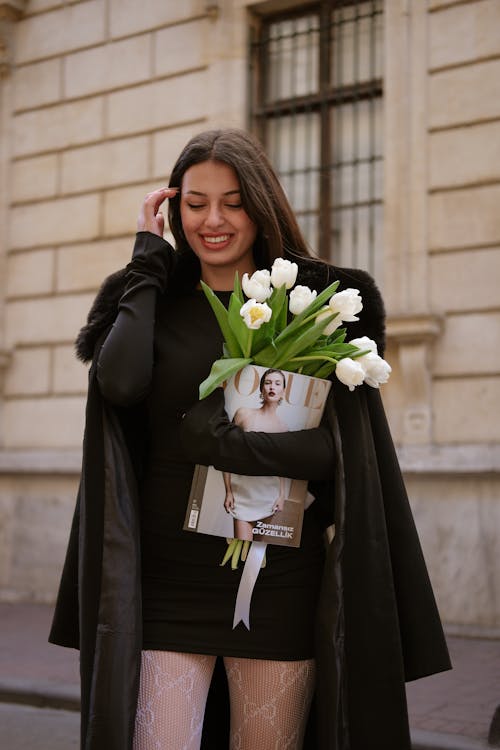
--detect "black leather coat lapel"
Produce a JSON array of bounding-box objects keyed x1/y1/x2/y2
[
  {"x1": 83, "y1": 406, "x2": 142, "y2": 749},
  {"x1": 365, "y1": 387, "x2": 452, "y2": 681},
  {"x1": 333, "y1": 381, "x2": 411, "y2": 749},
  {"x1": 315, "y1": 396, "x2": 349, "y2": 749}
]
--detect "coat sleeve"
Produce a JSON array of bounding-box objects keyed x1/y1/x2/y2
[
  {"x1": 180, "y1": 388, "x2": 335, "y2": 481},
  {"x1": 96, "y1": 232, "x2": 175, "y2": 406}
]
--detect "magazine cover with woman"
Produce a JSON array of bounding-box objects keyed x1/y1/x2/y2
[{"x1": 184, "y1": 364, "x2": 331, "y2": 547}]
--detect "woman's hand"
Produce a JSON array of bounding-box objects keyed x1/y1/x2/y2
[
  {"x1": 224, "y1": 489, "x2": 235, "y2": 514},
  {"x1": 137, "y1": 187, "x2": 178, "y2": 237},
  {"x1": 272, "y1": 494, "x2": 286, "y2": 514}
]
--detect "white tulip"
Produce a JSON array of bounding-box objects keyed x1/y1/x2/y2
[
  {"x1": 359, "y1": 352, "x2": 392, "y2": 388},
  {"x1": 316, "y1": 307, "x2": 343, "y2": 336},
  {"x1": 242, "y1": 269, "x2": 272, "y2": 302},
  {"x1": 328, "y1": 288, "x2": 363, "y2": 322},
  {"x1": 288, "y1": 285, "x2": 317, "y2": 315},
  {"x1": 270, "y1": 258, "x2": 298, "y2": 289},
  {"x1": 335, "y1": 357, "x2": 366, "y2": 391},
  {"x1": 240, "y1": 299, "x2": 272, "y2": 329},
  {"x1": 349, "y1": 336, "x2": 378, "y2": 355}
]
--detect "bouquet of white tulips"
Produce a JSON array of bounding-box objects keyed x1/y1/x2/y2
[{"x1": 199, "y1": 258, "x2": 391, "y2": 399}]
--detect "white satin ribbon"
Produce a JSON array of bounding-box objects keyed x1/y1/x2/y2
[{"x1": 232, "y1": 542, "x2": 267, "y2": 630}]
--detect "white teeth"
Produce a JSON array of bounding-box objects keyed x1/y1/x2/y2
[{"x1": 203, "y1": 235, "x2": 230, "y2": 244}]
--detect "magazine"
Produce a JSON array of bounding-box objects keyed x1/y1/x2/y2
[{"x1": 184, "y1": 364, "x2": 331, "y2": 548}]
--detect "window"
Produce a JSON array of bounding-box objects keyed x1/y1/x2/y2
[{"x1": 249, "y1": 0, "x2": 383, "y2": 276}]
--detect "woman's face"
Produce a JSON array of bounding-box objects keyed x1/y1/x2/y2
[
  {"x1": 180, "y1": 160, "x2": 257, "y2": 288},
  {"x1": 261, "y1": 373, "x2": 285, "y2": 404}
]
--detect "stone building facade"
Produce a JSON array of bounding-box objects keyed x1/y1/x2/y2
[{"x1": 0, "y1": 0, "x2": 498, "y2": 633}]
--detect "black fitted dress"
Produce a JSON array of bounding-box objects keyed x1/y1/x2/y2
[{"x1": 97, "y1": 233, "x2": 329, "y2": 661}]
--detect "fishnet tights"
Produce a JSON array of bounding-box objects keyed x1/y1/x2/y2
[
  {"x1": 225, "y1": 656, "x2": 316, "y2": 750},
  {"x1": 133, "y1": 650, "x2": 216, "y2": 750},
  {"x1": 132, "y1": 651, "x2": 316, "y2": 750}
]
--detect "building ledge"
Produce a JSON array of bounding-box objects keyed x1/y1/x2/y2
[
  {"x1": 0, "y1": 1, "x2": 27, "y2": 19},
  {"x1": 0, "y1": 450, "x2": 82, "y2": 475},
  {"x1": 0, "y1": 445, "x2": 499, "y2": 476},
  {"x1": 386, "y1": 313, "x2": 443, "y2": 343},
  {"x1": 396, "y1": 443, "x2": 500, "y2": 475},
  {"x1": 0, "y1": 1, "x2": 28, "y2": 77}
]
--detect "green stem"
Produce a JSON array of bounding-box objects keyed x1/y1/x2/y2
[
  {"x1": 350, "y1": 348, "x2": 371, "y2": 359},
  {"x1": 244, "y1": 330, "x2": 254, "y2": 358},
  {"x1": 241, "y1": 540, "x2": 250, "y2": 562},
  {"x1": 220, "y1": 539, "x2": 237, "y2": 567},
  {"x1": 274, "y1": 313, "x2": 315, "y2": 344},
  {"x1": 274, "y1": 310, "x2": 339, "y2": 348},
  {"x1": 302, "y1": 311, "x2": 325, "y2": 326},
  {"x1": 288, "y1": 355, "x2": 339, "y2": 365},
  {"x1": 231, "y1": 539, "x2": 243, "y2": 570}
]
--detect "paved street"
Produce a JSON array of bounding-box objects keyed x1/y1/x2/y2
[
  {"x1": 0, "y1": 602, "x2": 499, "y2": 749},
  {"x1": 0, "y1": 703, "x2": 79, "y2": 749},
  {"x1": 407, "y1": 637, "x2": 500, "y2": 742}
]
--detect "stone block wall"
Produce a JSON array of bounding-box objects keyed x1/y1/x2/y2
[
  {"x1": 381, "y1": 0, "x2": 500, "y2": 631},
  {"x1": 420, "y1": 1, "x2": 500, "y2": 630},
  {"x1": 0, "y1": 0, "x2": 498, "y2": 629},
  {"x1": 2, "y1": 0, "x2": 248, "y2": 446},
  {"x1": 426, "y1": 0, "x2": 500, "y2": 448},
  {"x1": 0, "y1": 0, "x2": 247, "y2": 601}
]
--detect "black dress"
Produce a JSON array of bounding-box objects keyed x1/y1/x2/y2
[{"x1": 97, "y1": 234, "x2": 329, "y2": 661}]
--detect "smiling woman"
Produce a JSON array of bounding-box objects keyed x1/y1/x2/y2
[
  {"x1": 179, "y1": 161, "x2": 258, "y2": 289},
  {"x1": 49, "y1": 128, "x2": 451, "y2": 750}
]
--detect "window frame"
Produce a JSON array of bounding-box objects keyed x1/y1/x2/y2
[{"x1": 248, "y1": 0, "x2": 383, "y2": 267}]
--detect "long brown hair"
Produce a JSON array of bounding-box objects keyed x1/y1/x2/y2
[{"x1": 167, "y1": 129, "x2": 315, "y2": 271}]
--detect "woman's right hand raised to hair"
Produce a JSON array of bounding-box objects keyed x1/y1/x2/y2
[{"x1": 137, "y1": 187, "x2": 178, "y2": 237}]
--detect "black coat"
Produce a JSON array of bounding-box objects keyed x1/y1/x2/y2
[{"x1": 49, "y1": 253, "x2": 451, "y2": 750}]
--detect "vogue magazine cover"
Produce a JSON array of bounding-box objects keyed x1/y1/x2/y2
[{"x1": 184, "y1": 365, "x2": 331, "y2": 547}]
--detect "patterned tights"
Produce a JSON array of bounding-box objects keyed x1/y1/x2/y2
[{"x1": 133, "y1": 650, "x2": 316, "y2": 750}]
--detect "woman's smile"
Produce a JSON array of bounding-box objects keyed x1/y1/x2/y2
[
  {"x1": 200, "y1": 233, "x2": 233, "y2": 249},
  {"x1": 180, "y1": 160, "x2": 257, "y2": 289}
]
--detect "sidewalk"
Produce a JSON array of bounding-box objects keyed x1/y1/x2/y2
[
  {"x1": 0, "y1": 602, "x2": 79, "y2": 711},
  {"x1": 406, "y1": 634, "x2": 500, "y2": 750},
  {"x1": 0, "y1": 602, "x2": 498, "y2": 749}
]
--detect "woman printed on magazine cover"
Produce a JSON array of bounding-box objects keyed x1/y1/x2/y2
[
  {"x1": 49, "y1": 128, "x2": 451, "y2": 750},
  {"x1": 223, "y1": 368, "x2": 290, "y2": 540}
]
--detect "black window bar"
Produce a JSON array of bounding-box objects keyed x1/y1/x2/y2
[{"x1": 249, "y1": 0, "x2": 383, "y2": 277}]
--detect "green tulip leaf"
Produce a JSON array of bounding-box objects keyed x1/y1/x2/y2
[
  {"x1": 313, "y1": 361, "x2": 337, "y2": 379},
  {"x1": 200, "y1": 281, "x2": 242, "y2": 358},
  {"x1": 272, "y1": 312, "x2": 337, "y2": 368},
  {"x1": 228, "y1": 292, "x2": 251, "y2": 355},
  {"x1": 267, "y1": 284, "x2": 287, "y2": 335},
  {"x1": 199, "y1": 357, "x2": 251, "y2": 399},
  {"x1": 274, "y1": 280, "x2": 340, "y2": 345},
  {"x1": 233, "y1": 271, "x2": 244, "y2": 305}
]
